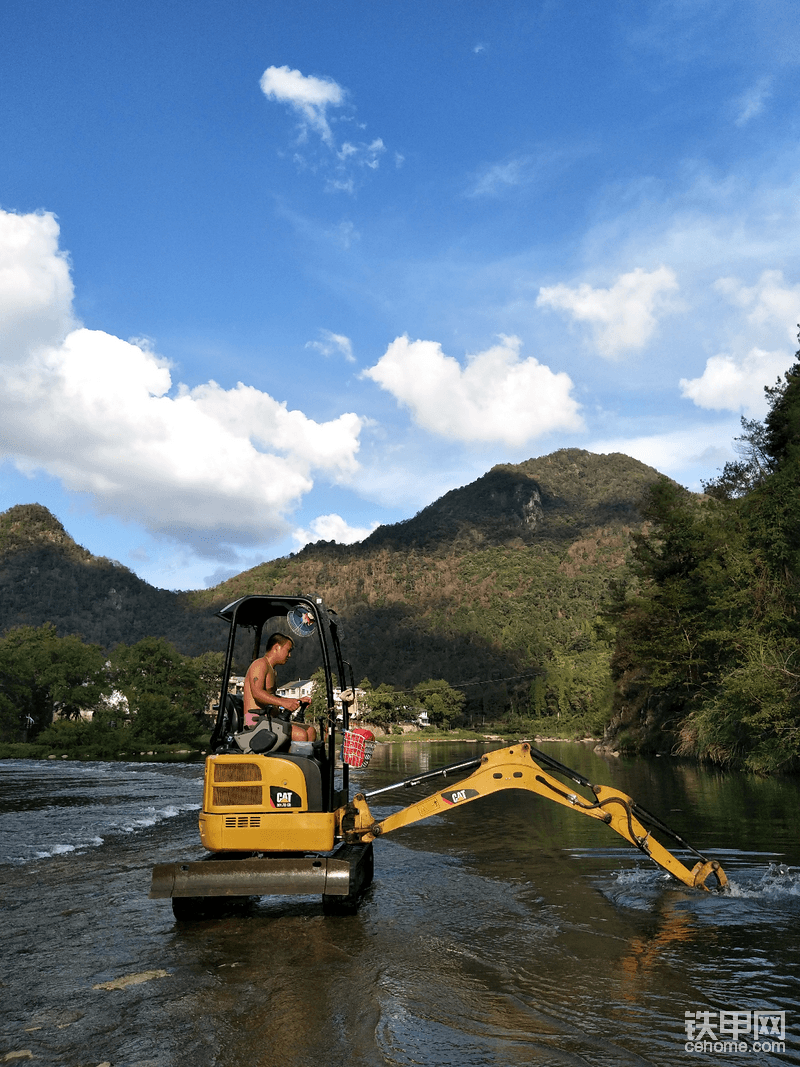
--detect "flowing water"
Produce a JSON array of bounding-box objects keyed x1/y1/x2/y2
[{"x1": 1, "y1": 742, "x2": 798, "y2": 1067}]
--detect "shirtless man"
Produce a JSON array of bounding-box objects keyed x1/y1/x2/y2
[{"x1": 242, "y1": 633, "x2": 316, "y2": 742}]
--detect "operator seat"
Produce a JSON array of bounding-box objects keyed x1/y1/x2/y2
[
  {"x1": 224, "y1": 693, "x2": 244, "y2": 733},
  {"x1": 234, "y1": 709, "x2": 292, "y2": 755}
]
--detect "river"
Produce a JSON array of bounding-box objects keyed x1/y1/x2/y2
[{"x1": 1, "y1": 742, "x2": 798, "y2": 1066}]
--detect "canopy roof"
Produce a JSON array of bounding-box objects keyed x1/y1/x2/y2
[{"x1": 215, "y1": 594, "x2": 322, "y2": 629}]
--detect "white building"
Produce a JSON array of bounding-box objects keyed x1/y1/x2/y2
[{"x1": 276, "y1": 678, "x2": 314, "y2": 701}]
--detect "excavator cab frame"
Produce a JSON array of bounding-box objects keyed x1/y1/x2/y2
[{"x1": 207, "y1": 593, "x2": 356, "y2": 805}]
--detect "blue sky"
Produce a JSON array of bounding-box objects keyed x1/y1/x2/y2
[{"x1": 2, "y1": 0, "x2": 799, "y2": 590}]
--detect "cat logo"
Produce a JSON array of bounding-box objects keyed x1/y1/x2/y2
[
  {"x1": 441, "y1": 788, "x2": 479, "y2": 806},
  {"x1": 269, "y1": 786, "x2": 302, "y2": 808}
]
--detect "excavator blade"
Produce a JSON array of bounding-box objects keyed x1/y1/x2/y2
[{"x1": 150, "y1": 843, "x2": 373, "y2": 899}]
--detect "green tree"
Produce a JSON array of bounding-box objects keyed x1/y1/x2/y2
[
  {"x1": 360, "y1": 681, "x2": 404, "y2": 728},
  {"x1": 129, "y1": 693, "x2": 203, "y2": 744},
  {"x1": 111, "y1": 637, "x2": 206, "y2": 744},
  {"x1": 192, "y1": 650, "x2": 224, "y2": 721},
  {"x1": 308, "y1": 666, "x2": 336, "y2": 720},
  {"x1": 610, "y1": 351, "x2": 800, "y2": 771},
  {"x1": 36, "y1": 701, "x2": 127, "y2": 758},
  {"x1": 0, "y1": 624, "x2": 108, "y2": 742},
  {"x1": 529, "y1": 675, "x2": 547, "y2": 717},
  {"x1": 701, "y1": 416, "x2": 774, "y2": 499},
  {"x1": 413, "y1": 678, "x2": 466, "y2": 728}
]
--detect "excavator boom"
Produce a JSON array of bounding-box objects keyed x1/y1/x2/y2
[{"x1": 338, "y1": 743, "x2": 727, "y2": 892}]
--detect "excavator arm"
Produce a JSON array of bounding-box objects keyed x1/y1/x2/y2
[{"x1": 338, "y1": 743, "x2": 727, "y2": 891}]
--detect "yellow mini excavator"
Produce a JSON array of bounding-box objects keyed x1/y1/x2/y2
[{"x1": 150, "y1": 594, "x2": 728, "y2": 919}]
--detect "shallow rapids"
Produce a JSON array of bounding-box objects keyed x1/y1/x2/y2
[{"x1": 1, "y1": 743, "x2": 798, "y2": 1065}]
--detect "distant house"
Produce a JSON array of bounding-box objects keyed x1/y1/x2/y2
[{"x1": 276, "y1": 678, "x2": 314, "y2": 701}]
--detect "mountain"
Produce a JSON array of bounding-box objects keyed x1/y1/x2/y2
[
  {"x1": 363, "y1": 449, "x2": 657, "y2": 549},
  {"x1": 0, "y1": 504, "x2": 221, "y2": 654},
  {"x1": 187, "y1": 450, "x2": 669, "y2": 720},
  {"x1": 1, "y1": 451, "x2": 670, "y2": 723}
]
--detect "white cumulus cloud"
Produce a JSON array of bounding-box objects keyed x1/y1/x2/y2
[
  {"x1": 536, "y1": 266, "x2": 679, "y2": 358},
  {"x1": 292, "y1": 513, "x2": 380, "y2": 550},
  {"x1": 363, "y1": 334, "x2": 583, "y2": 446},
  {"x1": 0, "y1": 208, "x2": 366, "y2": 557},
  {"x1": 680, "y1": 269, "x2": 800, "y2": 415},
  {"x1": 679, "y1": 347, "x2": 791, "y2": 416},
  {"x1": 260, "y1": 65, "x2": 389, "y2": 191},
  {"x1": 0, "y1": 209, "x2": 74, "y2": 355},
  {"x1": 259, "y1": 65, "x2": 344, "y2": 146}
]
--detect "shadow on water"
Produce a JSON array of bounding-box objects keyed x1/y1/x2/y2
[{"x1": 1, "y1": 745, "x2": 799, "y2": 1066}]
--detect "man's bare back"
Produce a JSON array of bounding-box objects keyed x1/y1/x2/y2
[{"x1": 242, "y1": 633, "x2": 316, "y2": 742}]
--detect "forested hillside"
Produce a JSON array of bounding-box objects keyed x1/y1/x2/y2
[
  {"x1": 607, "y1": 356, "x2": 800, "y2": 773},
  {"x1": 189, "y1": 450, "x2": 665, "y2": 729},
  {"x1": 0, "y1": 505, "x2": 221, "y2": 654},
  {"x1": 5, "y1": 409, "x2": 798, "y2": 771},
  {"x1": 1, "y1": 450, "x2": 674, "y2": 739}
]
